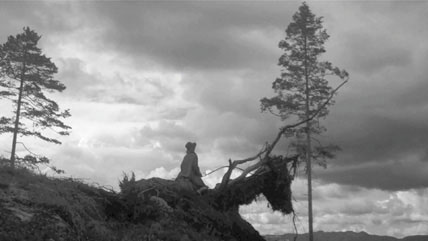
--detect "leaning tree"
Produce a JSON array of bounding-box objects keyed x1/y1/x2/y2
[
  {"x1": 0, "y1": 27, "x2": 71, "y2": 168},
  {"x1": 260, "y1": 3, "x2": 348, "y2": 240}
]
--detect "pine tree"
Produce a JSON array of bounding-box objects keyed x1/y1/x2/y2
[
  {"x1": 0, "y1": 27, "x2": 71, "y2": 168},
  {"x1": 260, "y1": 3, "x2": 348, "y2": 240}
]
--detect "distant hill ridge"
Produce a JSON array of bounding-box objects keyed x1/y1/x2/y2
[{"x1": 264, "y1": 231, "x2": 428, "y2": 241}]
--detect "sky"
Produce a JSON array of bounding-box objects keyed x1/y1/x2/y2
[{"x1": 0, "y1": 0, "x2": 428, "y2": 238}]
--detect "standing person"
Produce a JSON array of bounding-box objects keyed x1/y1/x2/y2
[{"x1": 176, "y1": 142, "x2": 208, "y2": 194}]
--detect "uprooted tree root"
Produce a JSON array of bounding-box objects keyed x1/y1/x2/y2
[{"x1": 207, "y1": 155, "x2": 297, "y2": 214}]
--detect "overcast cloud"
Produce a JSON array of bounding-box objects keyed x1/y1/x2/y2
[{"x1": 0, "y1": 0, "x2": 427, "y2": 237}]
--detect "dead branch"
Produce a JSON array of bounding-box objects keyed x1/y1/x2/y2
[
  {"x1": 228, "y1": 161, "x2": 264, "y2": 184},
  {"x1": 218, "y1": 144, "x2": 268, "y2": 189},
  {"x1": 204, "y1": 166, "x2": 244, "y2": 176}
]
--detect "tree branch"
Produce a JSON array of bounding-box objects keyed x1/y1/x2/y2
[
  {"x1": 204, "y1": 166, "x2": 244, "y2": 176},
  {"x1": 16, "y1": 141, "x2": 39, "y2": 157},
  {"x1": 218, "y1": 144, "x2": 269, "y2": 189}
]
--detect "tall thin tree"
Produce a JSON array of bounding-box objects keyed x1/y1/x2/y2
[
  {"x1": 0, "y1": 27, "x2": 71, "y2": 168},
  {"x1": 261, "y1": 3, "x2": 348, "y2": 240}
]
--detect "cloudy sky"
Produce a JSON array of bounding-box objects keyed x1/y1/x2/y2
[{"x1": 1, "y1": 0, "x2": 428, "y2": 238}]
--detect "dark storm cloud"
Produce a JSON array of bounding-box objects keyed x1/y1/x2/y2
[
  {"x1": 395, "y1": 74, "x2": 428, "y2": 108},
  {"x1": 315, "y1": 50, "x2": 428, "y2": 190},
  {"x1": 315, "y1": 110, "x2": 428, "y2": 190},
  {"x1": 0, "y1": 1, "x2": 83, "y2": 40},
  {"x1": 312, "y1": 1, "x2": 428, "y2": 190},
  {"x1": 332, "y1": 115, "x2": 428, "y2": 165},
  {"x1": 335, "y1": 1, "x2": 428, "y2": 77},
  {"x1": 187, "y1": 110, "x2": 281, "y2": 159},
  {"x1": 359, "y1": 0, "x2": 428, "y2": 29},
  {"x1": 343, "y1": 32, "x2": 412, "y2": 75},
  {"x1": 86, "y1": 1, "x2": 298, "y2": 71},
  {"x1": 183, "y1": 69, "x2": 276, "y2": 119},
  {"x1": 56, "y1": 58, "x2": 102, "y2": 98},
  {"x1": 316, "y1": 157, "x2": 428, "y2": 191}
]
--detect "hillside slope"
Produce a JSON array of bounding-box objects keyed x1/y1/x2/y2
[{"x1": 0, "y1": 166, "x2": 266, "y2": 241}]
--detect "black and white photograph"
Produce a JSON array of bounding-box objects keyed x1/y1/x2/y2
[{"x1": 0, "y1": 1, "x2": 427, "y2": 241}]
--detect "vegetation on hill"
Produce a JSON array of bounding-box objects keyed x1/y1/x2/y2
[{"x1": 0, "y1": 155, "x2": 297, "y2": 241}]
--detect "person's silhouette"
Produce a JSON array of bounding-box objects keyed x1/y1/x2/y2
[{"x1": 176, "y1": 142, "x2": 208, "y2": 194}]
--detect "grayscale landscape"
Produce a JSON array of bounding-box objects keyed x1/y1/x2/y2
[{"x1": 0, "y1": 1, "x2": 427, "y2": 240}]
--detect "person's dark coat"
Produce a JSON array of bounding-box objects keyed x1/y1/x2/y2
[{"x1": 176, "y1": 152, "x2": 205, "y2": 191}]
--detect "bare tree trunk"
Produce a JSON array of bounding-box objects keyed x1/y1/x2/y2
[
  {"x1": 10, "y1": 60, "x2": 26, "y2": 167},
  {"x1": 304, "y1": 32, "x2": 314, "y2": 241},
  {"x1": 306, "y1": 119, "x2": 313, "y2": 241}
]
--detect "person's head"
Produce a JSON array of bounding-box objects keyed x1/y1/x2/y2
[{"x1": 185, "y1": 142, "x2": 197, "y2": 153}]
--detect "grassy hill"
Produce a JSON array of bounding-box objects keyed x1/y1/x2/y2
[{"x1": 0, "y1": 165, "x2": 263, "y2": 241}]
